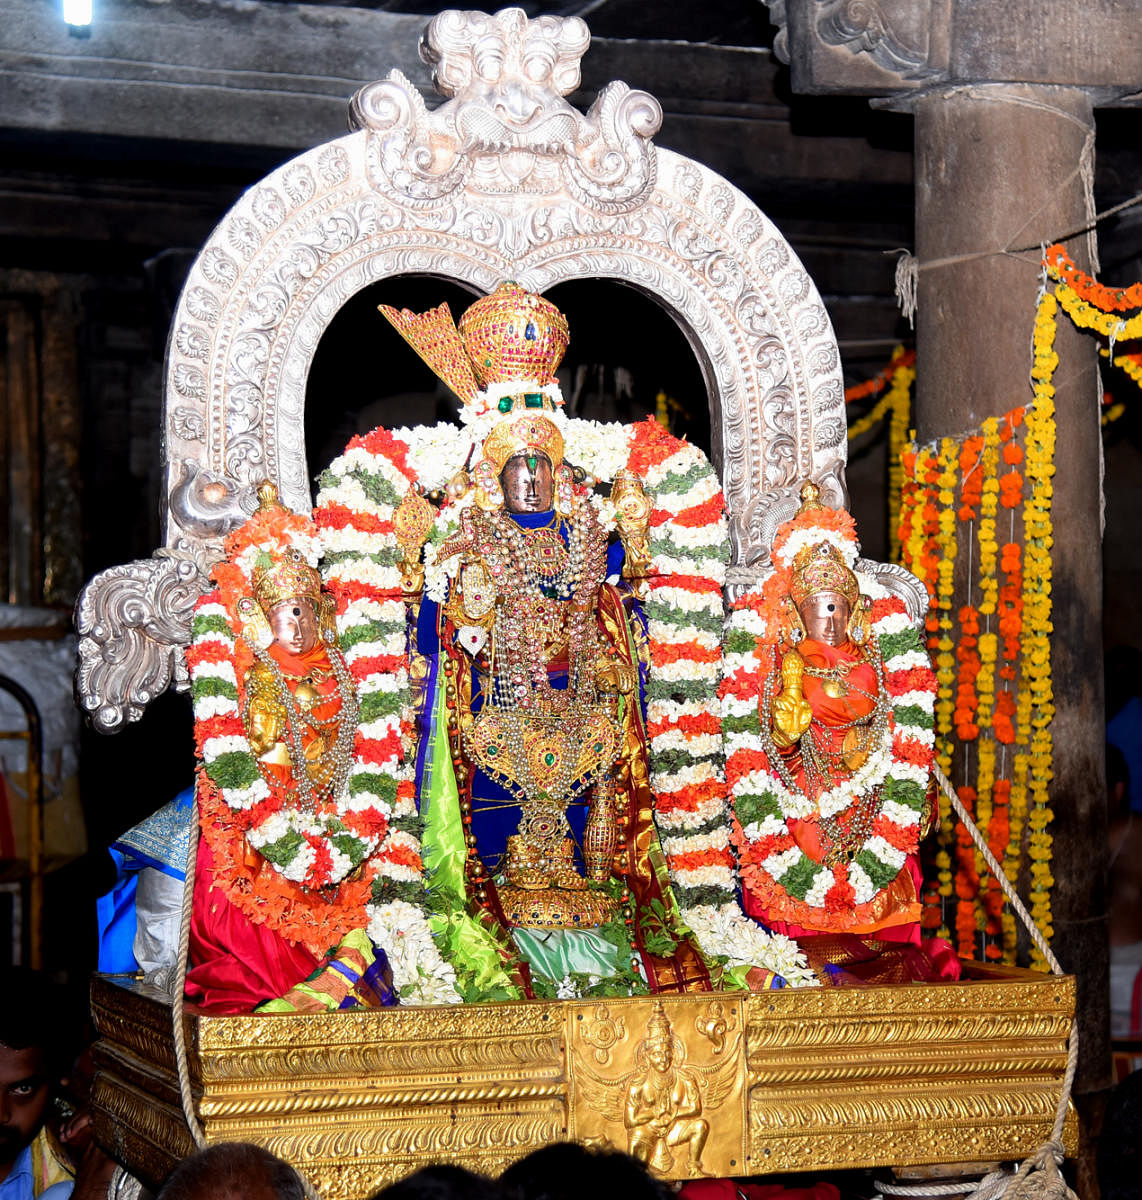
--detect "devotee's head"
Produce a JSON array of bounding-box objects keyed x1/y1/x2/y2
[
  {"x1": 156, "y1": 1142, "x2": 306, "y2": 1200},
  {"x1": 368, "y1": 1163, "x2": 507, "y2": 1200},
  {"x1": 500, "y1": 1143, "x2": 671, "y2": 1200},
  {"x1": 0, "y1": 969, "x2": 69, "y2": 1182},
  {"x1": 266, "y1": 597, "x2": 319, "y2": 656},
  {"x1": 500, "y1": 452, "x2": 554, "y2": 514}
]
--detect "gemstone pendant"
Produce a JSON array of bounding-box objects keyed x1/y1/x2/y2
[{"x1": 457, "y1": 625, "x2": 489, "y2": 656}]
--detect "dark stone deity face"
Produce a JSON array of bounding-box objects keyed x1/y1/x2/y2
[
  {"x1": 267, "y1": 597, "x2": 319, "y2": 656},
  {"x1": 500, "y1": 452, "x2": 554, "y2": 514},
  {"x1": 798, "y1": 590, "x2": 851, "y2": 648}
]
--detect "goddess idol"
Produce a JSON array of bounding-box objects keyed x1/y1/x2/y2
[
  {"x1": 724, "y1": 484, "x2": 960, "y2": 982},
  {"x1": 313, "y1": 283, "x2": 816, "y2": 1001},
  {"x1": 184, "y1": 483, "x2": 403, "y2": 1012}
]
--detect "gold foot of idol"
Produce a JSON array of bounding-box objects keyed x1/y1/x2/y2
[
  {"x1": 504, "y1": 834, "x2": 590, "y2": 892},
  {"x1": 498, "y1": 885, "x2": 618, "y2": 929}
]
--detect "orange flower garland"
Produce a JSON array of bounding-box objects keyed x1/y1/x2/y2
[
  {"x1": 899, "y1": 398, "x2": 1043, "y2": 960},
  {"x1": 899, "y1": 246, "x2": 1141, "y2": 964}
]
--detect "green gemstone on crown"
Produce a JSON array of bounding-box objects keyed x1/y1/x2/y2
[
  {"x1": 524, "y1": 393, "x2": 543, "y2": 408},
  {"x1": 497, "y1": 396, "x2": 513, "y2": 413}
]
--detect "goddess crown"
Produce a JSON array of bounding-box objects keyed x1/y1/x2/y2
[{"x1": 789, "y1": 541, "x2": 859, "y2": 609}]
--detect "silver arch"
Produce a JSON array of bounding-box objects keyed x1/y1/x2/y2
[{"x1": 77, "y1": 6, "x2": 849, "y2": 730}]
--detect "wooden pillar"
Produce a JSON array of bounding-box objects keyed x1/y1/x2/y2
[{"x1": 912, "y1": 84, "x2": 1109, "y2": 1099}]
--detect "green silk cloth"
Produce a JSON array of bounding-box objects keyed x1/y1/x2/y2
[
  {"x1": 421, "y1": 677, "x2": 524, "y2": 1001},
  {"x1": 511, "y1": 926, "x2": 630, "y2": 985}
]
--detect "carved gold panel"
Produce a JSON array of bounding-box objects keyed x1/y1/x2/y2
[
  {"x1": 91, "y1": 967, "x2": 1075, "y2": 1198},
  {"x1": 567, "y1": 998, "x2": 748, "y2": 1180}
]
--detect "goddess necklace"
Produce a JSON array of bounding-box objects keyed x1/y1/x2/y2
[{"x1": 253, "y1": 640, "x2": 359, "y2": 810}]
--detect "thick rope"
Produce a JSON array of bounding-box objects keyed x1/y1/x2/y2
[
  {"x1": 171, "y1": 790, "x2": 206, "y2": 1150},
  {"x1": 873, "y1": 765, "x2": 1078, "y2": 1200},
  {"x1": 170, "y1": 787, "x2": 323, "y2": 1199}
]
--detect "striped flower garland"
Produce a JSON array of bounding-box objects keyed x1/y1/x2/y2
[
  {"x1": 314, "y1": 426, "x2": 463, "y2": 1004},
  {"x1": 725, "y1": 575, "x2": 936, "y2": 930},
  {"x1": 187, "y1": 508, "x2": 390, "y2": 892},
  {"x1": 625, "y1": 419, "x2": 816, "y2": 986}
]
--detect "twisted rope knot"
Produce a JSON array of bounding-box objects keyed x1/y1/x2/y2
[{"x1": 1006, "y1": 1140, "x2": 1076, "y2": 1200}]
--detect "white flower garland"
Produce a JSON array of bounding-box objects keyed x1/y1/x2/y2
[
  {"x1": 628, "y1": 425, "x2": 815, "y2": 986},
  {"x1": 313, "y1": 429, "x2": 464, "y2": 1003}
]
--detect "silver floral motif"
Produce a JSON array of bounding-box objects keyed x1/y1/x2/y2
[
  {"x1": 228, "y1": 217, "x2": 261, "y2": 261},
  {"x1": 185, "y1": 286, "x2": 221, "y2": 327},
  {"x1": 319, "y1": 146, "x2": 352, "y2": 186},
  {"x1": 170, "y1": 407, "x2": 206, "y2": 444},
  {"x1": 79, "y1": 7, "x2": 849, "y2": 726},
  {"x1": 201, "y1": 247, "x2": 238, "y2": 291},
  {"x1": 252, "y1": 187, "x2": 286, "y2": 230}
]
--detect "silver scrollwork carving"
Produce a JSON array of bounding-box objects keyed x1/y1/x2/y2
[
  {"x1": 352, "y1": 9, "x2": 660, "y2": 215},
  {"x1": 74, "y1": 546, "x2": 215, "y2": 733},
  {"x1": 854, "y1": 558, "x2": 930, "y2": 628},
  {"x1": 86, "y1": 7, "x2": 847, "y2": 726}
]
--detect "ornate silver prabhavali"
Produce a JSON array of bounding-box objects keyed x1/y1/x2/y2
[{"x1": 76, "y1": 6, "x2": 850, "y2": 730}]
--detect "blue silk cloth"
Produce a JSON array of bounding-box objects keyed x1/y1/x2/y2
[{"x1": 96, "y1": 784, "x2": 194, "y2": 974}]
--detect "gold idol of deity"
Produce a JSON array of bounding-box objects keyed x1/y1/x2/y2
[
  {"x1": 236, "y1": 484, "x2": 359, "y2": 810},
  {"x1": 379, "y1": 284, "x2": 644, "y2": 930}
]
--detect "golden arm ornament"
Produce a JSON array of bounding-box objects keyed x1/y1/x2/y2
[
  {"x1": 771, "y1": 648, "x2": 813, "y2": 749},
  {"x1": 611, "y1": 470, "x2": 652, "y2": 597},
  {"x1": 244, "y1": 662, "x2": 288, "y2": 757},
  {"x1": 393, "y1": 486, "x2": 437, "y2": 601}
]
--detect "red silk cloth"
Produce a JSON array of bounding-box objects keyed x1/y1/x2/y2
[
  {"x1": 680, "y1": 1180, "x2": 841, "y2": 1200},
  {"x1": 185, "y1": 835, "x2": 321, "y2": 1013}
]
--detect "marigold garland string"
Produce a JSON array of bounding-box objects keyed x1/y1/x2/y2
[
  {"x1": 845, "y1": 348, "x2": 916, "y2": 560},
  {"x1": 895, "y1": 243, "x2": 1141, "y2": 965}
]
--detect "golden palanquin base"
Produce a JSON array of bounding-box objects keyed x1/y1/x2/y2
[{"x1": 90, "y1": 965, "x2": 1077, "y2": 1199}]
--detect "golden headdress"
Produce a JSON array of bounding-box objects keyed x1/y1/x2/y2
[
  {"x1": 644, "y1": 1000, "x2": 674, "y2": 1045},
  {"x1": 378, "y1": 282, "x2": 571, "y2": 482},
  {"x1": 228, "y1": 483, "x2": 333, "y2": 649},
  {"x1": 789, "y1": 541, "x2": 860, "y2": 609},
  {"x1": 252, "y1": 547, "x2": 323, "y2": 614}
]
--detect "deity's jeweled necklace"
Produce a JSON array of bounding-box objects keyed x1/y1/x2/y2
[
  {"x1": 254, "y1": 640, "x2": 359, "y2": 809},
  {"x1": 459, "y1": 495, "x2": 618, "y2": 811}
]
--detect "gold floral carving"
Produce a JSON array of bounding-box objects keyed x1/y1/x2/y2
[{"x1": 568, "y1": 998, "x2": 747, "y2": 1180}]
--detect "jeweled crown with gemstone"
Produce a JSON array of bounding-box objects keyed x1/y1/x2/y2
[{"x1": 458, "y1": 282, "x2": 569, "y2": 387}]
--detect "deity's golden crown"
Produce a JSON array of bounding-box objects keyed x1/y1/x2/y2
[
  {"x1": 645, "y1": 1000, "x2": 672, "y2": 1043},
  {"x1": 247, "y1": 484, "x2": 323, "y2": 613},
  {"x1": 379, "y1": 282, "x2": 570, "y2": 472},
  {"x1": 378, "y1": 282, "x2": 569, "y2": 406},
  {"x1": 252, "y1": 548, "x2": 323, "y2": 613},
  {"x1": 789, "y1": 541, "x2": 860, "y2": 609}
]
